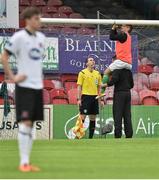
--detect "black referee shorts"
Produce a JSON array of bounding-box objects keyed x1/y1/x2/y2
[
  {"x1": 80, "y1": 95, "x2": 99, "y2": 115},
  {"x1": 15, "y1": 85, "x2": 44, "y2": 122}
]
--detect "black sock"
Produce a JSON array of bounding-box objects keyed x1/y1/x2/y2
[{"x1": 89, "y1": 121, "x2": 95, "y2": 139}]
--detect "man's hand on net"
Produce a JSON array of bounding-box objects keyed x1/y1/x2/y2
[{"x1": 112, "y1": 23, "x2": 118, "y2": 30}]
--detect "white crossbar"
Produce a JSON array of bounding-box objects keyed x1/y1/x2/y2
[{"x1": 41, "y1": 18, "x2": 159, "y2": 26}]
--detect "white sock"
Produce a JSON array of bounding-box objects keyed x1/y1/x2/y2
[
  {"x1": 18, "y1": 123, "x2": 32, "y2": 166},
  {"x1": 28, "y1": 126, "x2": 36, "y2": 156}
]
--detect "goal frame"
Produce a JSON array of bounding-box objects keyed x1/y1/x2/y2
[{"x1": 41, "y1": 18, "x2": 159, "y2": 26}]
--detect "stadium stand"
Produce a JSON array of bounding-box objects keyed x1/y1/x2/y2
[
  {"x1": 139, "y1": 89, "x2": 158, "y2": 105},
  {"x1": 104, "y1": 87, "x2": 114, "y2": 105},
  {"x1": 43, "y1": 89, "x2": 50, "y2": 104},
  {"x1": 44, "y1": 80, "x2": 55, "y2": 90},
  {"x1": 67, "y1": 88, "x2": 78, "y2": 104},
  {"x1": 5, "y1": 0, "x2": 159, "y2": 105},
  {"x1": 131, "y1": 89, "x2": 140, "y2": 105}
]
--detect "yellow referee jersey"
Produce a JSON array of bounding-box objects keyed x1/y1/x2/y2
[{"x1": 77, "y1": 68, "x2": 102, "y2": 95}]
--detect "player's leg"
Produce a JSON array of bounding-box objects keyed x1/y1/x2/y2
[
  {"x1": 28, "y1": 89, "x2": 44, "y2": 171},
  {"x1": 18, "y1": 120, "x2": 33, "y2": 172},
  {"x1": 79, "y1": 95, "x2": 89, "y2": 118},
  {"x1": 15, "y1": 85, "x2": 36, "y2": 172},
  {"x1": 123, "y1": 91, "x2": 133, "y2": 138},
  {"x1": 88, "y1": 115, "x2": 96, "y2": 139},
  {"x1": 88, "y1": 96, "x2": 99, "y2": 138},
  {"x1": 113, "y1": 92, "x2": 125, "y2": 138}
]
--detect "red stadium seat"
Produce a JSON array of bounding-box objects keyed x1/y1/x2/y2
[
  {"x1": 41, "y1": 13, "x2": 52, "y2": 18},
  {"x1": 52, "y1": 99, "x2": 68, "y2": 104},
  {"x1": 61, "y1": 74, "x2": 77, "y2": 83},
  {"x1": 104, "y1": 88, "x2": 114, "y2": 105},
  {"x1": 131, "y1": 90, "x2": 140, "y2": 105},
  {"x1": 52, "y1": 80, "x2": 63, "y2": 89},
  {"x1": 139, "y1": 89, "x2": 158, "y2": 105},
  {"x1": 0, "y1": 98, "x2": 4, "y2": 105},
  {"x1": 77, "y1": 27, "x2": 94, "y2": 35},
  {"x1": 149, "y1": 73, "x2": 159, "y2": 90},
  {"x1": 69, "y1": 13, "x2": 84, "y2": 19},
  {"x1": 43, "y1": 26, "x2": 60, "y2": 33},
  {"x1": 67, "y1": 88, "x2": 78, "y2": 104},
  {"x1": 141, "y1": 57, "x2": 154, "y2": 66},
  {"x1": 43, "y1": 89, "x2": 50, "y2": 104},
  {"x1": 58, "y1": 6, "x2": 73, "y2": 16},
  {"x1": 31, "y1": 0, "x2": 45, "y2": 6},
  {"x1": 47, "y1": 0, "x2": 63, "y2": 7},
  {"x1": 69, "y1": 13, "x2": 84, "y2": 28},
  {"x1": 65, "y1": 82, "x2": 77, "y2": 93},
  {"x1": 61, "y1": 27, "x2": 77, "y2": 34},
  {"x1": 0, "y1": 97, "x2": 14, "y2": 105},
  {"x1": 42, "y1": 6, "x2": 57, "y2": 14},
  {"x1": 133, "y1": 73, "x2": 149, "y2": 88},
  {"x1": 133, "y1": 81, "x2": 148, "y2": 92},
  {"x1": 153, "y1": 66, "x2": 159, "y2": 73},
  {"x1": 138, "y1": 65, "x2": 153, "y2": 75},
  {"x1": 44, "y1": 80, "x2": 55, "y2": 90},
  {"x1": 0, "y1": 74, "x2": 4, "y2": 82},
  {"x1": 52, "y1": 13, "x2": 67, "y2": 27},
  {"x1": 156, "y1": 91, "x2": 159, "y2": 101},
  {"x1": 19, "y1": 0, "x2": 30, "y2": 6},
  {"x1": 133, "y1": 73, "x2": 149, "y2": 87},
  {"x1": 50, "y1": 89, "x2": 67, "y2": 100},
  {"x1": 53, "y1": 12, "x2": 67, "y2": 18},
  {"x1": 19, "y1": 19, "x2": 25, "y2": 28}
]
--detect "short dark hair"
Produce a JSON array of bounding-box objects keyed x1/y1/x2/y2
[
  {"x1": 21, "y1": 7, "x2": 40, "y2": 20},
  {"x1": 126, "y1": 25, "x2": 133, "y2": 33},
  {"x1": 85, "y1": 58, "x2": 89, "y2": 64}
]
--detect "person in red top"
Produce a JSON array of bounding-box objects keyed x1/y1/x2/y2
[
  {"x1": 111, "y1": 24, "x2": 133, "y2": 66},
  {"x1": 97, "y1": 24, "x2": 133, "y2": 99}
]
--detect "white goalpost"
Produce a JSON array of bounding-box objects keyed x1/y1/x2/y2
[{"x1": 41, "y1": 18, "x2": 159, "y2": 26}]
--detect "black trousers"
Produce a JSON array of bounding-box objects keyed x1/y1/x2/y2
[{"x1": 113, "y1": 91, "x2": 133, "y2": 138}]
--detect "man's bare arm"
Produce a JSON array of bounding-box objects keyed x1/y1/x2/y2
[
  {"x1": 77, "y1": 85, "x2": 82, "y2": 106},
  {"x1": 1, "y1": 50, "x2": 14, "y2": 80},
  {"x1": 77, "y1": 85, "x2": 82, "y2": 99},
  {"x1": 1, "y1": 50, "x2": 26, "y2": 83}
]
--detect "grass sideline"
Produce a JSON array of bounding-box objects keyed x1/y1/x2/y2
[{"x1": 0, "y1": 139, "x2": 159, "y2": 179}]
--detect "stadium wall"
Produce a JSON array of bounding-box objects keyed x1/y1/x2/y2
[
  {"x1": 1, "y1": 105, "x2": 159, "y2": 139},
  {"x1": 53, "y1": 105, "x2": 159, "y2": 139},
  {"x1": 0, "y1": 105, "x2": 53, "y2": 140}
]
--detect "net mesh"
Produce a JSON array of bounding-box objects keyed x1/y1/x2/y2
[{"x1": 1, "y1": 15, "x2": 159, "y2": 138}]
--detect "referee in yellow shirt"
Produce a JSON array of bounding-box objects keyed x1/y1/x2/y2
[{"x1": 77, "y1": 57, "x2": 103, "y2": 139}]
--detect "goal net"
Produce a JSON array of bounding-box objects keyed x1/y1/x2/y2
[
  {"x1": 41, "y1": 16, "x2": 159, "y2": 138},
  {"x1": 1, "y1": 16, "x2": 159, "y2": 138}
]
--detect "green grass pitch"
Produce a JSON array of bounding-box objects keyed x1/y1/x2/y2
[{"x1": 0, "y1": 138, "x2": 159, "y2": 179}]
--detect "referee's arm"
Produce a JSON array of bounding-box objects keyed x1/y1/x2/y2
[
  {"x1": 98, "y1": 73, "x2": 102, "y2": 95},
  {"x1": 77, "y1": 71, "x2": 84, "y2": 102}
]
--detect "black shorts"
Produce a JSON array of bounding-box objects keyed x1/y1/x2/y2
[
  {"x1": 15, "y1": 85, "x2": 44, "y2": 122},
  {"x1": 80, "y1": 95, "x2": 99, "y2": 115}
]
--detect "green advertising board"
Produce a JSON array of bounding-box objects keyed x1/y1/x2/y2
[
  {"x1": 53, "y1": 105, "x2": 159, "y2": 139},
  {"x1": 0, "y1": 36, "x2": 59, "y2": 71}
]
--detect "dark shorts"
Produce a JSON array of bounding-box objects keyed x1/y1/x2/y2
[
  {"x1": 80, "y1": 95, "x2": 99, "y2": 115},
  {"x1": 15, "y1": 85, "x2": 44, "y2": 122}
]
